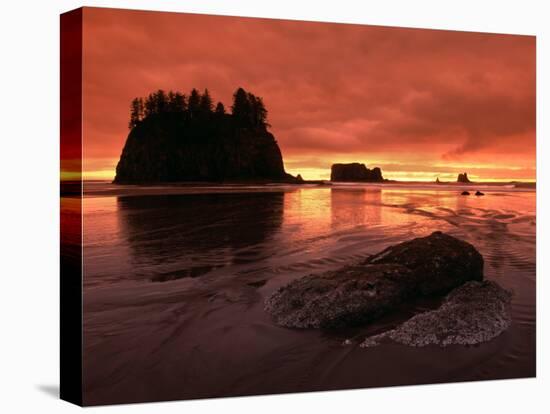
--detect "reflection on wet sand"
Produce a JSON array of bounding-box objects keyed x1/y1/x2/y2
[
  {"x1": 116, "y1": 192, "x2": 285, "y2": 281},
  {"x1": 330, "y1": 188, "x2": 382, "y2": 228}
]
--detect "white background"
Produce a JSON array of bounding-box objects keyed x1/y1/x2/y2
[{"x1": 0, "y1": 0, "x2": 548, "y2": 412}]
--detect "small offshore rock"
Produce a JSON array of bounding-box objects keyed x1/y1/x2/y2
[
  {"x1": 461, "y1": 191, "x2": 470, "y2": 196},
  {"x1": 475, "y1": 190, "x2": 485, "y2": 196},
  {"x1": 457, "y1": 172, "x2": 471, "y2": 183},
  {"x1": 360, "y1": 280, "x2": 512, "y2": 348}
]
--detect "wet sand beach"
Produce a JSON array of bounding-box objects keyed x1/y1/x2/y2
[{"x1": 72, "y1": 182, "x2": 535, "y2": 405}]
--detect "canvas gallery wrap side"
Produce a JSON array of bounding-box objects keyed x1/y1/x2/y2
[{"x1": 60, "y1": 6, "x2": 536, "y2": 406}]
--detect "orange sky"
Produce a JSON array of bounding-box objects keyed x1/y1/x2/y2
[{"x1": 76, "y1": 7, "x2": 535, "y2": 182}]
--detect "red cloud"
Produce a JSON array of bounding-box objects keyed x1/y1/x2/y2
[{"x1": 82, "y1": 8, "x2": 535, "y2": 178}]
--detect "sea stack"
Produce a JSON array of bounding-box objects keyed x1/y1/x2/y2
[
  {"x1": 330, "y1": 163, "x2": 384, "y2": 182},
  {"x1": 457, "y1": 172, "x2": 471, "y2": 183},
  {"x1": 114, "y1": 87, "x2": 297, "y2": 184}
]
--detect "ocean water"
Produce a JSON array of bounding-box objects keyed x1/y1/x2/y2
[{"x1": 76, "y1": 182, "x2": 536, "y2": 405}]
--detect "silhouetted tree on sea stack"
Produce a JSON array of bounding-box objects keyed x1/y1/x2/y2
[
  {"x1": 154, "y1": 89, "x2": 168, "y2": 113},
  {"x1": 199, "y1": 88, "x2": 213, "y2": 115},
  {"x1": 231, "y1": 87, "x2": 269, "y2": 127},
  {"x1": 129, "y1": 97, "x2": 145, "y2": 129},
  {"x1": 231, "y1": 87, "x2": 251, "y2": 124},
  {"x1": 215, "y1": 101, "x2": 226, "y2": 115},
  {"x1": 166, "y1": 91, "x2": 187, "y2": 113},
  {"x1": 127, "y1": 86, "x2": 270, "y2": 129},
  {"x1": 187, "y1": 88, "x2": 201, "y2": 118},
  {"x1": 248, "y1": 93, "x2": 268, "y2": 127}
]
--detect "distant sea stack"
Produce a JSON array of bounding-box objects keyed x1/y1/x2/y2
[
  {"x1": 330, "y1": 163, "x2": 384, "y2": 182},
  {"x1": 457, "y1": 172, "x2": 471, "y2": 183},
  {"x1": 114, "y1": 87, "x2": 297, "y2": 184}
]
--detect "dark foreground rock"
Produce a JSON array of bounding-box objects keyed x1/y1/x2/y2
[
  {"x1": 330, "y1": 163, "x2": 384, "y2": 182},
  {"x1": 360, "y1": 280, "x2": 512, "y2": 347},
  {"x1": 366, "y1": 231, "x2": 483, "y2": 295},
  {"x1": 461, "y1": 191, "x2": 470, "y2": 196},
  {"x1": 265, "y1": 232, "x2": 483, "y2": 329},
  {"x1": 475, "y1": 190, "x2": 485, "y2": 196}
]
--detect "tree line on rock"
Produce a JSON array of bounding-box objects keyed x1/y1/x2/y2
[{"x1": 128, "y1": 87, "x2": 268, "y2": 129}]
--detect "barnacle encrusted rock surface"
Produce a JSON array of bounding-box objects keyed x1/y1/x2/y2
[
  {"x1": 265, "y1": 231, "x2": 484, "y2": 329},
  {"x1": 265, "y1": 263, "x2": 414, "y2": 328},
  {"x1": 360, "y1": 280, "x2": 512, "y2": 347}
]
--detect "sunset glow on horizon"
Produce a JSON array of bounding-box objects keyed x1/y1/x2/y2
[
  {"x1": 79, "y1": 156, "x2": 535, "y2": 183},
  {"x1": 71, "y1": 8, "x2": 535, "y2": 183}
]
